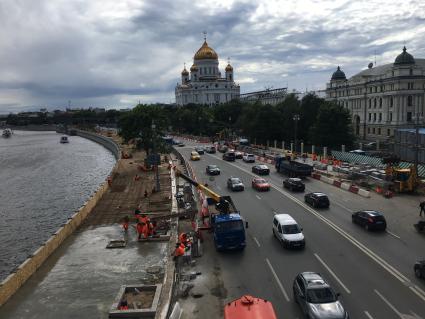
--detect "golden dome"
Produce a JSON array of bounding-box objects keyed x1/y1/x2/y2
[
  {"x1": 190, "y1": 64, "x2": 198, "y2": 71},
  {"x1": 225, "y1": 63, "x2": 233, "y2": 72},
  {"x1": 181, "y1": 67, "x2": 189, "y2": 75},
  {"x1": 194, "y1": 41, "x2": 218, "y2": 60}
]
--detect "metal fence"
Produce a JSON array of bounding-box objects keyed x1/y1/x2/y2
[{"x1": 331, "y1": 150, "x2": 425, "y2": 177}]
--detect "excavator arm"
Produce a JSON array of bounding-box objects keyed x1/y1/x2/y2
[{"x1": 174, "y1": 168, "x2": 221, "y2": 203}]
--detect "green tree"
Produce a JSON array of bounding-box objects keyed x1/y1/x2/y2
[
  {"x1": 118, "y1": 104, "x2": 167, "y2": 155},
  {"x1": 309, "y1": 102, "x2": 355, "y2": 148}
]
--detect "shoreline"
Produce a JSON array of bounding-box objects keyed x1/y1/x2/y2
[{"x1": 0, "y1": 130, "x2": 121, "y2": 307}]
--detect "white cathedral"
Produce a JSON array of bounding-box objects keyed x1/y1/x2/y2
[{"x1": 175, "y1": 38, "x2": 240, "y2": 106}]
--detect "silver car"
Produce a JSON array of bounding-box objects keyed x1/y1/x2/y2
[{"x1": 293, "y1": 272, "x2": 349, "y2": 319}]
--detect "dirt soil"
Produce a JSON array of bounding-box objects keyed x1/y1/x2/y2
[
  {"x1": 123, "y1": 289, "x2": 155, "y2": 309},
  {"x1": 82, "y1": 133, "x2": 172, "y2": 227}
]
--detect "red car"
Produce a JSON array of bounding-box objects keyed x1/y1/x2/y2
[{"x1": 252, "y1": 178, "x2": 270, "y2": 191}]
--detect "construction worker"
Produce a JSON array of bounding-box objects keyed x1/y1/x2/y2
[
  {"x1": 119, "y1": 300, "x2": 128, "y2": 310},
  {"x1": 122, "y1": 216, "x2": 130, "y2": 232},
  {"x1": 173, "y1": 243, "x2": 185, "y2": 260},
  {"x1": 419, "y1": 201, "x2": 425, "y2": 217},
  {"x1": 139, "y1": 213, "x2": 150, "y2": 225},
  {"x1": 179, "y1": 232, "x2": 191, "y2": 247},
  {"x1": 135, "y1": 222, "x2": 145, "y2": 240}
]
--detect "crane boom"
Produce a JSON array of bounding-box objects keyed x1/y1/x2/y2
[{"x1": 174, "y1": 168, "x2": 221, "y2": 203}]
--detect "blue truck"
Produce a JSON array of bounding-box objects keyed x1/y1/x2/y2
[
  {"x1": 275, "y1": 155, "x2": 313, "y2": 178},
  {"x1": 175, "y1": 169, "x2": 248, "y2": 251}
]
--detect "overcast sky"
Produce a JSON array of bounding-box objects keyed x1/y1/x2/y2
[{"x1": 0, "y1": 0, "x2": 424, "y2": 113}]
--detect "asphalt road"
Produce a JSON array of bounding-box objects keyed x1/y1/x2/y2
[{"x1": 178, "y1": 143, "x2": 425, "y2": 319}]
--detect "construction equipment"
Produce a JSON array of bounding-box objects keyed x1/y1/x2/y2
[
  {"x1": 385, "y1": 165, "x2": 417, "y2": 193},
  {"x1": 174, "y1": 168, "x2": 248, "y2": 251}
]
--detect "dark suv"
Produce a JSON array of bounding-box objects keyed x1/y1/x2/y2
[
  {"x1": 414, "y1": 260, "x2": 425, "y2": 279},
  {"x1": 206, "y1": 165, "x2": 220, "y2": 175},
  {"x1": 351, "y1": 210, "x2": 387, "y2": 231},
  {"x1": 227, "y1": 177, "x2": 244, "y2": 191},
  {"x1": 223, "y1": 151, "x2": 236, "y2": 161},
  {"x1": 304, "y1": 192, "x2": 330, "y2": 208},
  {"x1": 293, "y1": 272, "x2": 349, "y2": 319},
  {"x1": 283, "y1": 178, "x2": 305, "y2": 192}
]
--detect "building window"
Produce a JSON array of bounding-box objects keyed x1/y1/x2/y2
[
  {"x1": 373, "y1": 113, "x2": 377, "y2": 121},
  {"x1": 368, "y1": 100, "x2": 371, "y2": 108},
  {"x1": 372, "y1": 128, "x2": 376, "y2": 134},
  {"x1": 408, "y1": 82, "x2": 414, "y2": 90},
  {"x1": 229, "y1": 75, "x2": 232, "y2": 81},
  {"x1": 374, "y1": 98, "x2": 377, "y2": 108},
  {"x1": 410, "y1": 69, "x2": 413, "y2": 75},
  {"x1": 379, "y1": 113, "x2": 382, "y2": 122},
  {"x1": 392, "y1": 71, "x2": 394, "y2": 77},
  {"x1": 407, "y1": 112, "x2": 412, "y2": 122},
  {"x1": 368, "y1": 113, "x2": 372, "y2": 121},
  {"x1": 379, "y1": 98, "x2": 382, "y2": 108},
  {"x1": 378, "y1": 128, "x2": 381, "y2": 135},
  {"x1": 387, "y1": 129, "x2": 391, "y2": 136},
  {"x1": 408, "y1": 95, "x2": 413, "y2": 106},
  {"x1": 214, "y1": 94, "x2": 220, "y2": 102},
  {"x1": 215, "y1": 84, "x2": 218, "y2": 88},
  {"x1": 389, "y1": 112, "x2": 393, "y2": 121},
  {"x1": 390, "y1": 97, "x2": 393, "y2": 107},
  {"x1": 368, "y1": 127, "x2": 371, "y2": 133}
]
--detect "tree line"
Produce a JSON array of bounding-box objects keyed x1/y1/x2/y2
[{"x1": 118, "y1": 93, "x2": 355, "y2": 153}]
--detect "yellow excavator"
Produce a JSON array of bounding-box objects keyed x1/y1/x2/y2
[{"x1": 385, "y1": 165, "x2": 417, "y2": 193}]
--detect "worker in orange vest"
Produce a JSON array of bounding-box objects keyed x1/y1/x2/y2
[
  {"x1": 173, "y1": 243, "x2": 185, "y2": 260},
  {"x1": 179, "y1": 232, "x2": 191, "y2": 247},
  {"x1": 139, "y1": 214, "x2": 150, "y2": 225},
  {"x1": 135, "y1": 222, "x2": 145, "y2": 240},
  {"x1": 122, "y1": 216, "x2": 130, "y2": 232}
]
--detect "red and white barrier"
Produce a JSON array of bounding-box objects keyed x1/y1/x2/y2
[{"x1": 312, "y1": 170, "x2": 370, "y2": 198}]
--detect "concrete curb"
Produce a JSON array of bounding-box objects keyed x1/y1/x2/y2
[{"x1": 312, "y1": 170, "x2": 371, "y2": 198}]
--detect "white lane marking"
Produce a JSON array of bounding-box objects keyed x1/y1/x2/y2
[
  {"x1": 265, "y1": 258, "x2": 290, "y2": 302},
  {"x1": 256, "y1": 195, "x2": 262, "y2": 200},
  {"x1": 204, "y1": 153, "x2": 425, "y2": 302},
  {"x1": 253, "y1": 236, "x2": 261, "y2": 247},
  {"x1": 374, "y1": 289, "x2": 403, "y2": 318},
  {"x1": 314, "y1": 253, "x2": 351, "y2": 294},
  {"x1": 364, "y1": 311, "x2": 374, "y2": 319},
  {"x1": 386, "y1": 230, "x2": 401, "y2": 239},
  {"x1": 409, "y1": 285, "x2": 425, "y2": 303}
]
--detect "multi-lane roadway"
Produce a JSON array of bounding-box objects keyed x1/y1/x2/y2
[{"x1": 177, "y1": 142, "x2": 425, "y2": 319}]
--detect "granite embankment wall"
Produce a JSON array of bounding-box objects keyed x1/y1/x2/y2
[{"x1": 0, "y1": 132, "x2": 121, "y2": 307}]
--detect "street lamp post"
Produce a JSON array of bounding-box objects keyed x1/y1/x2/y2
[
  {"x1": 293, "y1": 114, "x2": 300, "y2": 153},
  {"x1": 414, "y1": 113, "x2": 423, "y2": 175}
]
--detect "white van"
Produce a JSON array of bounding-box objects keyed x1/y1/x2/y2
[{"x1": 272, "y1": 214, "x2": 305, "y2": 249}]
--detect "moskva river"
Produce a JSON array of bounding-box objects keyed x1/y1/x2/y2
[{"x1": 0, "y1": 131, "x2": 116, "y2": 281}]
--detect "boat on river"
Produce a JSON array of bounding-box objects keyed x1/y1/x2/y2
[
  {"x1": 60, "y1": 136, "x2": 69, "y2": 143},
  {"x1": 2, "y1": 128, "x2": 12, "y2": 138}
]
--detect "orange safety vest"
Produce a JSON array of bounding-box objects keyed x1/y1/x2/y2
[
  {"x1": 136, "y1": 223, "x2": 144, "y2": 234},
  {"x1": 175, "y1": 244, "x2": 185, "y2": 257}
]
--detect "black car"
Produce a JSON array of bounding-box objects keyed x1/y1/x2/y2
[
  {"x1": 205, "y1": 146, "x2": 216, "y2": 154},
  {"x1": 304, "y1": 192, "x2": 330, "y2": 208},
  {"x1": 252, "y1": 164, "x2": 270, "y2": 175},
  {"x1": 206, "y1": 164, "x2": 220, "y2": 175},
  {"x1": 195, "y1": 146, "x2": 205, "y2": 155},
  {"x1": 227, "y1": 177, "x2": 245, "y2": 191},
  {"x1": 352, "y1": 210, "x2": 387, "y2": 231},
  {"x1": 414, "y1": 260, "x2": 425, "y2": 279},
  {"x1": 223, "y1": 151, "x2": 236, "y2": 161},
  {"x1": 283, "y1": 178, "x2": 305, "y2": 192}
]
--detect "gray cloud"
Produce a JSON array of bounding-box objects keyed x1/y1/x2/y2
[{"x1": 0, "y1": 0, "x2": 424, "y2": 111}]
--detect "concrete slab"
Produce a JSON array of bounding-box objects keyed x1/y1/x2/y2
[{"x1": 0, "y1": 225, "x2": 168, "y2": 319}]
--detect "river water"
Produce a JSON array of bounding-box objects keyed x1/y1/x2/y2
[{"x1": 0, "y1": 131, "x2": 116, "y2": 281}]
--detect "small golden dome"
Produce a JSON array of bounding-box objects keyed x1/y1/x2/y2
[
  {"x1": 190, "y1": 64, "x2": 198, "y2": 71},
  {"x1": 225, "y1": 63, "x2": 233, "y2": 72},
  {"x1": 194, "y1": 41, "x2": 218, "y2": 60},
  {"x1": 181, "y1": 67, "x2": 189, "y2": 75}
]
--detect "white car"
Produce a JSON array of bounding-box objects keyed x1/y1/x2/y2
[
  {"x1": 272, "y1": 214, "x2": 305, "y2": 249},
  {"x1": 242, "y1": 154, "x2": 255, "y2": 163}
]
